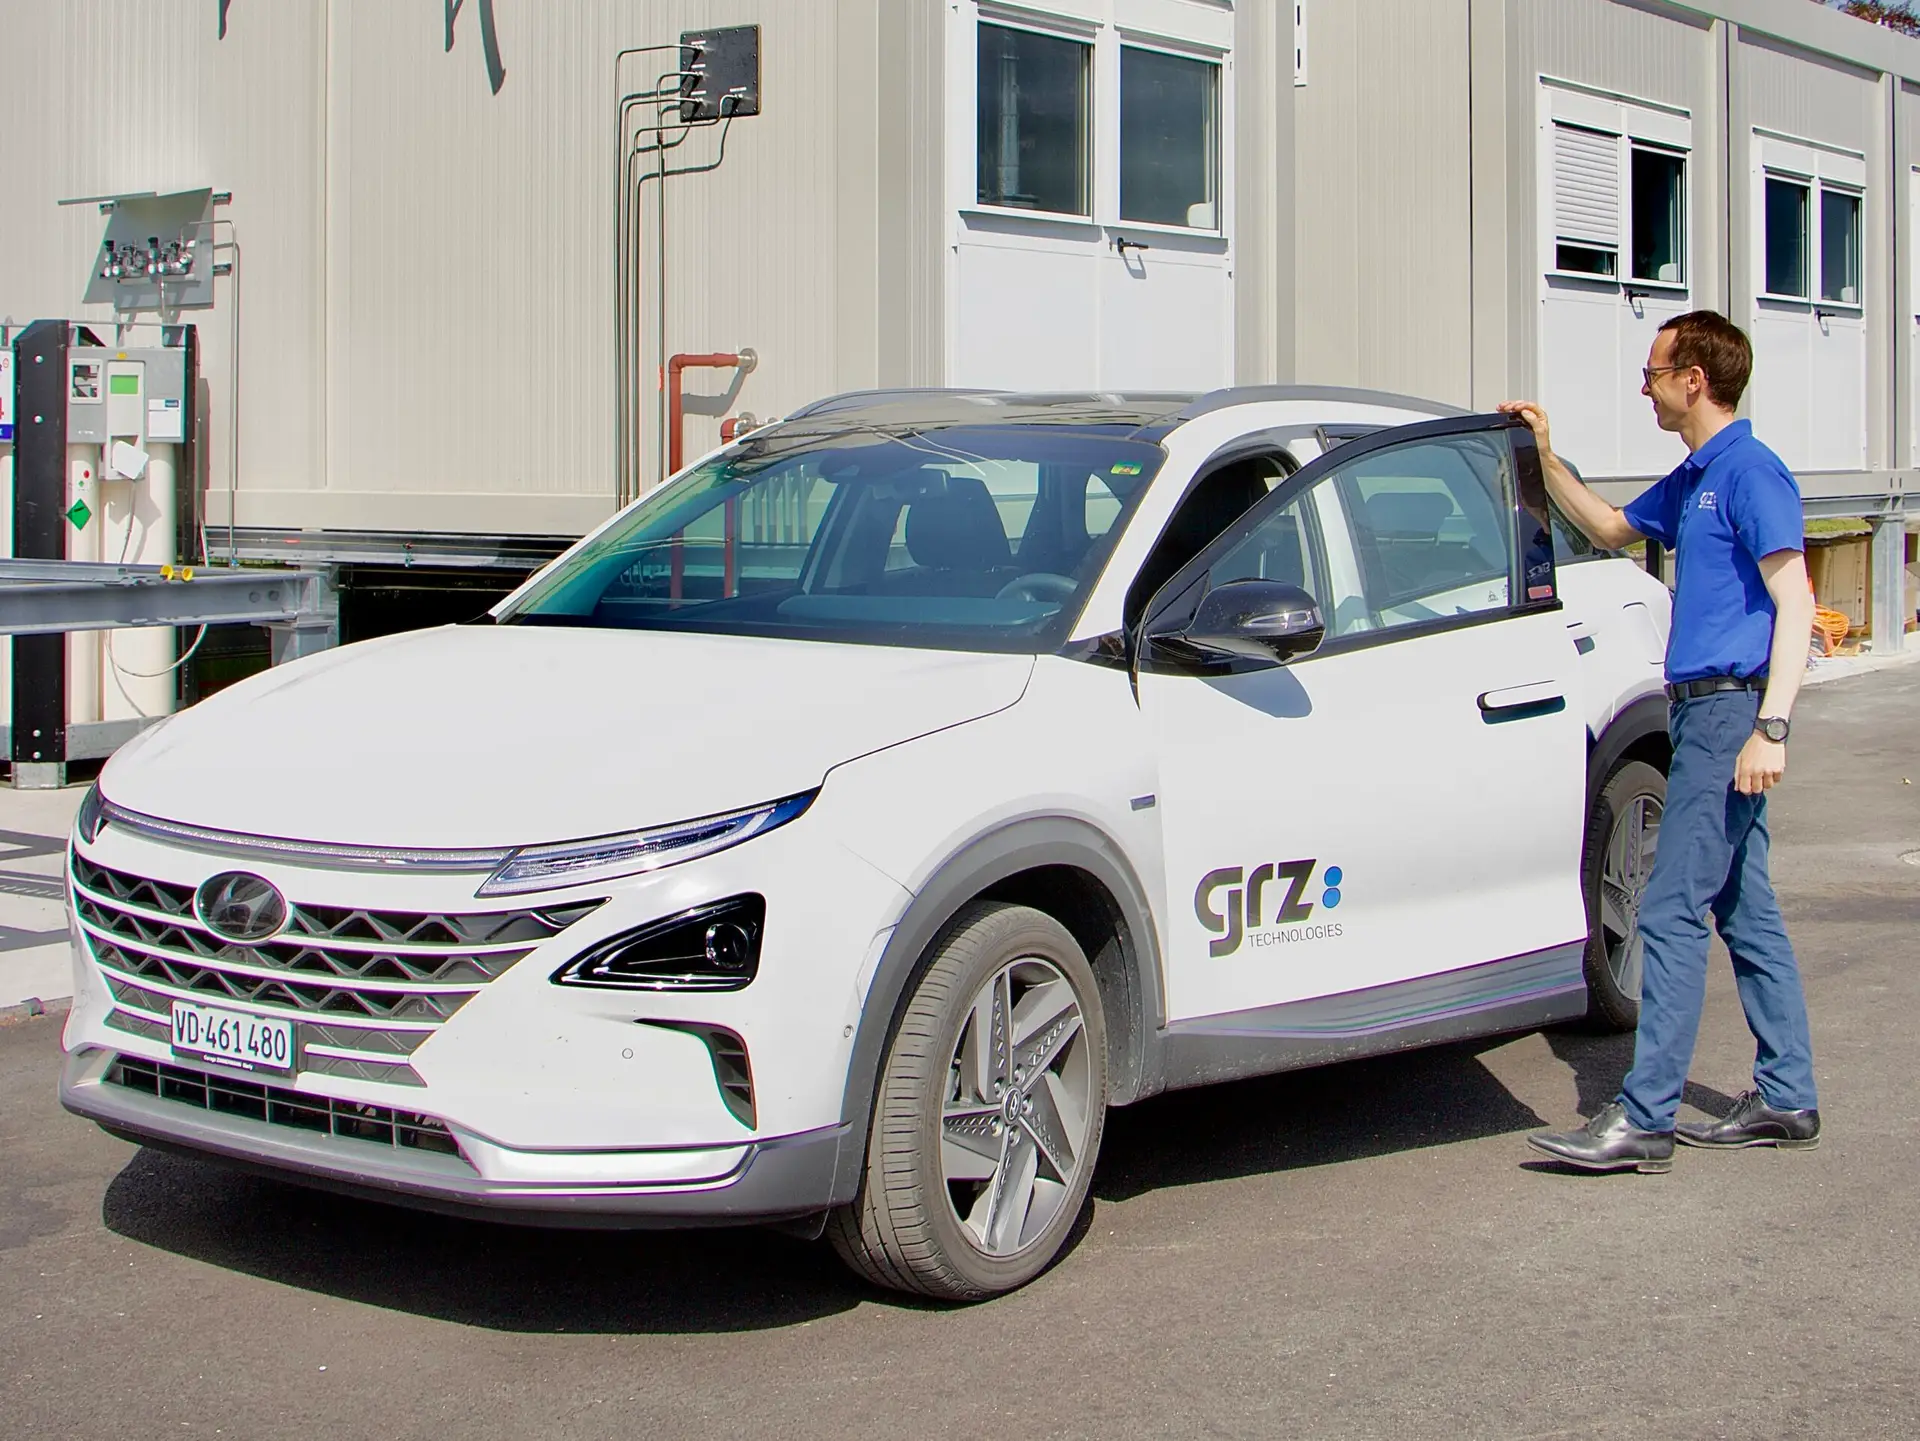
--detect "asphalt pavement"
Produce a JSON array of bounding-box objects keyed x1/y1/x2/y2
[{"x1": 2, "y1": 665, "x2": 1917, "y2": 1440}]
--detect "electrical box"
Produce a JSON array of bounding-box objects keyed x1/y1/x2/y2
[
  {"x1": 66, "y1": 342, "x2": 189, "y2": 456},
  {"x1": 680, "y1": 26, "x2": 760, "y2": 123}
]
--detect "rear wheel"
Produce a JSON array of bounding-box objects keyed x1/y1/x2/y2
[
  {"x1": 828, "y1": 902, "x2": 1107, "y2": 1299},
  {"x1": 1581, "y1": 759, "x2": 1665, "y2": 1031}
]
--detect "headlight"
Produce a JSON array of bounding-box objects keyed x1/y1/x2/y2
[
  {"x1": 551, "y1": 894, "x2": 766, "y2": 991},
  {"x1": 476, "y1": 792, "x2": 814, "y2": 898},
  {"x1": 75, "y1": 782, "x2": 108, "y2": 846}
]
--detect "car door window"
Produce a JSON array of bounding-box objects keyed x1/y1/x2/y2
[
  {"x1": 1334, "y1": 434, "x2": 1516, "y2": 629},
  {"x1": 1142, "y1": 420, "x2": 1541, "y2": 647}
]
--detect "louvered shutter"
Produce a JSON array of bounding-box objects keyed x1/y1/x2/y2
[{"x1": 1553, "y1": 123, "x2": 1620, "y2": 249}]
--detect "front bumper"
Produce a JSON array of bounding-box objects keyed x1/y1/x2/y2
[{"x1": 61, "y1": 1046, "x2": 853, "y2": 1226}]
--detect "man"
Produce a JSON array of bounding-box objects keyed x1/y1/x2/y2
[{"x1": 1501, "y1": 310, "x2": 1822, "y2": 1173}]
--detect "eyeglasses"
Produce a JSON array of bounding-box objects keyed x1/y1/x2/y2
[{"x1": 1641, "y1": 364, "x2": 1687, "y2": 386}]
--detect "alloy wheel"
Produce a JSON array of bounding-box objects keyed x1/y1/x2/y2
[
  {"x1": 1599, "y1": 793, "x2": 1660, "y2": 1000},
  {"x1": 939, "y1": 956, "x2": 1094, "y2": 1257}
]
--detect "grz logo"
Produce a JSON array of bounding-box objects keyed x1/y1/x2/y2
[
  {"x1": 1194, "y1": 860, "x2": 1343, "y2": 958},
  {"x1": 1697, "y1": 490, "x2": 1717, "y2": 511}
]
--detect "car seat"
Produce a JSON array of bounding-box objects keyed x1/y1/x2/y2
[{"x1": 896, "y1": 475, "x2": 1016, "y2": 595}]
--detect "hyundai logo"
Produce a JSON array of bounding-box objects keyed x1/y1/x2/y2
[{"x1": 193, "y1": 872, "x2": 289, "y2": 945}]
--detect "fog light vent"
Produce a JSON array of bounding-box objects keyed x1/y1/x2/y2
[{"x1": 641, "y1": 1021, "x2": 756, "y2": 1129}]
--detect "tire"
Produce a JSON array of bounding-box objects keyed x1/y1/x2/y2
[
  {"x1": 827, "y1": 901, "x2": 1108, "y2": 1300},
  {"x1": 1581, "y1": 759, "x2": 1666, "y2": 1031}
]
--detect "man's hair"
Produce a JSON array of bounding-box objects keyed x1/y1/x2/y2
[{"x1": 1657, "y1": 309, "x2": 1752, "y2": 409}]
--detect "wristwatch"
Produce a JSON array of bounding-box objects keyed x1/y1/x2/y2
[{"x1": 1754, "y1": 715, "x2": 1791, "y2": 743}]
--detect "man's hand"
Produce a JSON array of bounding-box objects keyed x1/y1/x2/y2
[
  {"x1": 1497, "y1": 399, "x2": 1640, "y2": 551},
  {"x1": 1735, "y1": 733, "x2": 1787, "y2": 795},
  {"x1": 1497, "y1": 400, "x2": 1554, "y2": 457}
]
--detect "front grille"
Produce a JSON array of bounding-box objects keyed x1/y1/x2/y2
[
  {"x1": 73, "y1": 853, "x2": 600, "y2": 1085},
  {"x1": 106, "y1": 1053, "x2": 463, "y2": 1154}
]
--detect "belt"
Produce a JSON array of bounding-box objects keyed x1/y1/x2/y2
[{"x1": 1666, "y1": 675, "x2": 1767, "y2": 703}]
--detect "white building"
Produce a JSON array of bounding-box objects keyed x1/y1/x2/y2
[{"x1": 2, "y1": 0, "x2": 1914, "y2": 571}]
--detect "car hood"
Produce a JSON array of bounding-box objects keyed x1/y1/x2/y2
[{"x1": 102, "y1": 626, "x2": 1034, "y2": 848}]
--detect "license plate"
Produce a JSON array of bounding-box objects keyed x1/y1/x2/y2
[{"x1": 170, "y1": 1001, "x2": 296, "y2": 1076}]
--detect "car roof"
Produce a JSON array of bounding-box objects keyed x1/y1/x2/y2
[{"x1": 771, "y1": 385, "x2": 1467, "y2": 441}]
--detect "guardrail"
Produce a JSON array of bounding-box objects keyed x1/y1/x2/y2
[
  {"x1": 0, "y1": 559, "x2": 338, "y2": 663},
  {"x1": 0, "y1": 560, "x2": 339, "y2": 787}
]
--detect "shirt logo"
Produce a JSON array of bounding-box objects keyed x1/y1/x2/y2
[{"x1": 1697, "y1": 490, "x2": 1717, "y2": 511}]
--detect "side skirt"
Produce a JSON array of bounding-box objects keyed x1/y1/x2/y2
[{"x1": 1156, "y1": 942, "x2": 1588, "y2": 1093}]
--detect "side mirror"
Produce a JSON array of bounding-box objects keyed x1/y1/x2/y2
[{"x1": 1146, "y1": 579, "x2": 1326, "y2": 669}]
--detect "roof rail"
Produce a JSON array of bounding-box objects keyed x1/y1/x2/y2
[
  {"x1": 782, "y1": 387, "x2": 1006, "y2": 420},
  {"x1": 1173, "y1": 384, "x2": 1470, "y2": 422}
]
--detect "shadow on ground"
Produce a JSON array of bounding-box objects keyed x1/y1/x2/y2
[
  {"x1": 101, "y1": 1030, "x2": 1597, "y2": 1330},
  {"x1": 98, "y1": 1023, "x2": 1753, "y2": 1331},
  {"x1": 102, "y1": 1144, "x2": 876, "y2": 1333}
]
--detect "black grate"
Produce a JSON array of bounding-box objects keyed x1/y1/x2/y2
[{"x1": 106, "y1": 1054, "x2": 461, "y2": 1154}]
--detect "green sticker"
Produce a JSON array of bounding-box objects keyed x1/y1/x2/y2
[
  {"x1": 1110, "y1": 461, "x2": 1142, "y2": 475},
  {"x1": 66, "y1": 498, "x2": 92, "y2": 531}
]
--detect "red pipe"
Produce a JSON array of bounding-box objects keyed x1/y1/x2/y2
[{"x1": 667, "y1": 351, "x2": 747, "y2": 476}]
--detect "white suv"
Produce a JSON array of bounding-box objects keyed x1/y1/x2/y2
[{"x1": 61, "y1": 387, "x2": 1673, "y2": 1299}]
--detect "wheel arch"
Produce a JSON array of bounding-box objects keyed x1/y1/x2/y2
[
  {"x1": 833, "y1": 817, "x2": 1165, "y2": 1202},
  {"x1": 1588, "y1": 692, "x2": 1670, "y2": 801}
]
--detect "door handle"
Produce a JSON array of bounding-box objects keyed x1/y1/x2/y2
[{"x1": 1478, "y1": 681, "x2": 1566, "y2": 722}]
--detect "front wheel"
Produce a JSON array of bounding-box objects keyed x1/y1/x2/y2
[
  {"x1": 828, "y1": 902, "x2": 1107, "y2": 1300},
  {"x1": 1581, "y1": 759, "x2": 1666, "y2": 1031}
]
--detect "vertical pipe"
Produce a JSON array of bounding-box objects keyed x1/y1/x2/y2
[{"x1": 656, "y1": 115, "x2": 669, "y2": 493}]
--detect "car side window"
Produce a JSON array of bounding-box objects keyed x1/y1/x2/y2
[
  {"x1": 1206, "y1": 476, "x2": 1371, "y2": 637},
  {"x1": 1333, "y1": 433, "x2": 1516, "y2": 631}
]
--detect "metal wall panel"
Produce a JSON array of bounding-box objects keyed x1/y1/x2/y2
[
  {"x1": 0, "y1": 0, "x2": 327, "y2": 541},
  {"x1": 1234, "y1": 0, "x2": 1293, "y2": 385},
  {"x1": 1501, "y1": 0, "x2": 1716, "y2": 420},
  {"x1": 1, "y1": 0, "x2": 944, "y2": 539},
  {"x1": 1293, "y1": 0, "x2": 1473, "y2": 407},
  {"x1": 1740, "y1": 29, "x2": 1878, "y2": 151},
  {"x1": 321, "y1": 0, "x2": 934, "y2": 525}
]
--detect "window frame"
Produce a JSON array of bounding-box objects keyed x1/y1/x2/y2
[
  {"x1": 972, "y1": 17, "x2": 1096, "y2": 222},
  {"x1": 1754, "y1": 132, "x2": 1869, "y2": 315},
  {"x1": 1134, "y1": 415, "x2": 1559, "y2": 673},
  {"x1": 1627, "y1": 141, "x2": 1688, "y2": 289},
  {"x1": 1817, "y1": 183, "x2": 1864, "y2": 311},
  {"x1": 1760, "y1": 169, "x2": 1814, "y2": 303},
  {"x1": 1541, "y1": 89, "x2": 1694, "y2": 295},
  {"x1": 1117, "y1": 40, "x2": 1223, "y2": 232}
]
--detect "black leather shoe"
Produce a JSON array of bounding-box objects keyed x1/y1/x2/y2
[
  {"x1": 1527, "y1": 1102, "x2": 1674, "y2": 1173},
  {"x1": 1676, "y1": 1090, "x2": 1820, "y2": 1150}
]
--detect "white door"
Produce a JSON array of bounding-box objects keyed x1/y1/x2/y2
[{"x1": 1137, "y1": 420, "x2": 1588, "y2": 1024}]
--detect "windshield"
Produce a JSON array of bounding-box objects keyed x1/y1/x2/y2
[{"x1": 498, "y1": 424, "x2": 1165, "y2": 652}]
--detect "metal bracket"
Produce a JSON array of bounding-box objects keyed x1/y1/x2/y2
[{"x1": 0, "y1": 560, "x2": 337, "y2": 652}]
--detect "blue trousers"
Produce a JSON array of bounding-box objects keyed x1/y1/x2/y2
[{"x1": 1618, "y1": 689, "x2": 1819, "y2": 1133}]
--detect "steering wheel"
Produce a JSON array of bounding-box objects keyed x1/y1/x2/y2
[{"x1": 995, "y1": 573, "x2": 1077, "y2": 604}]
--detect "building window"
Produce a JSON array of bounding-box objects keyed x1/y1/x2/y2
[
  {"x1": 1120, "y1": 47, "x2": 1220, "y2": 228},
  {"x1": 1764, "y1": 175, "x2": 1810, "y2": 299},
  {"x1": 976, "y1": 24, "x2": 1090, "y2": 216},
  {"x1": 1552, "y1": 123, "x2": 1620, "y2": 277},
  {"x1": 1820, "y1": 187, "x2": 1862, "y2": 305},
  {"x1": 1630, "y1": 146, "x2": 1685, "y2": 284}
]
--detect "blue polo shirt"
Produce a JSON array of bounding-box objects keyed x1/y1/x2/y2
[{"x1": 1622, "y1": 420, "x2": 1803, "y2": 683}]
